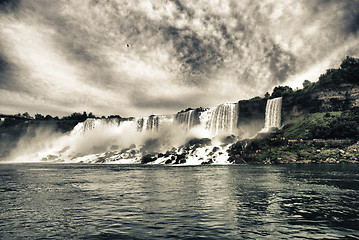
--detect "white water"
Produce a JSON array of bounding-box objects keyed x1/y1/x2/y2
[
  {"x1": 205, "y1": 103, "x2": 239, "y2": 136},
  {"x1": 72, "y1": 118, "x2": 122, "y2": 134},
  {"x1": 261, "y1": 97, "x2": 282, "y2": 132},
  {"x1": 175, "y1": 110, "x2": 200, "y2": 129},
  {"x1": 6, "y1": 99, "x2": 283, "y2": 164}
]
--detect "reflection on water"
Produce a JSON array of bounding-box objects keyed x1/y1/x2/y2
[{"x1": 0, "y1": 164, "x2": 358, "y2": 239}]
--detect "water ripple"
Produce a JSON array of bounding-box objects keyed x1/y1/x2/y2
[{"x1": 0, "y1": 164, "x2": 358, "y2": 239}]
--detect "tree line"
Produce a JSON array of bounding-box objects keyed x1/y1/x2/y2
[
  {"x1": 3, "y1": 112, "x2": 122, "y2": 121},
  {"x1": 262, "y1": 56, "x2": 359, "y2": 99}
]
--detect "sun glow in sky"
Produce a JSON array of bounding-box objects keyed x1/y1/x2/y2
[{"x1": 0, "y1": 0, "x2": 358, "y2": 117}]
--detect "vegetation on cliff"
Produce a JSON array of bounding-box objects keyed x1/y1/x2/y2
[
  {"x1": 229, "y1": 106, "x2": 359, "y2": 164},
  {"x1": 229, "y1": 56, "x2": 359, "y2": 164},
  {"x1": 228, "y1": 110, "x2": 359, "y2": 164},
  {"x1": 283, "y1": 110, "x2": 359, "y2": 140},
  {"x1": 268, "y1": 56, "x2": 359, "y2": 99}
]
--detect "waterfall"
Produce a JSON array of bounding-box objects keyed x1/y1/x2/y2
[
  {"x1": 175, "y1": 109, "x2": 200, "y2": 129},
  {"x1": 136, "y1": 115, "x2": 159, "y2": 132},
  {"x1": 262, "y1": 97, "x2": 282, "y2": 132},
  {"x1": 71, "y1": 104, "x2": 241, "y2": 137},
  {"x1": 72, "y1": 118, "x2": 122, "y2": 135},
  {"x1": 205, "y1": 103, "x2": 239, "y2": 135},
  {"x1": 73, "y1": 115, "x2": 174, "y2": 134}
]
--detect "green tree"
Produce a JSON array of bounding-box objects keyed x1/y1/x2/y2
[
  {"x1": 302, "y1": 80, "x2": 311, "y2": 88},
  {"x1": 271, "y1": 86, "x2": 293, "y2": 98},
  {"x1": 45, "y1": 115, "x2": 53, "y2": 120},
  {"x1": 35, "y1": 114, "x2": 45, "y2": 120},
  {"x1": 340, "y1": 56, "x2": 359, "y2": 84}
]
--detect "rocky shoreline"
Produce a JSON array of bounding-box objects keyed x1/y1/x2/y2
[
  {"x1": 228, "y1": 133, "x2": 359, "y2": 165},
  {"x1": 260, "y1": 141, "x2": 359, "y2": 164}
]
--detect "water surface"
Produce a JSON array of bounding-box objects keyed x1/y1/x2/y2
[{"x1": 1, "y1": 164, "x2": 358, "y2": 239}]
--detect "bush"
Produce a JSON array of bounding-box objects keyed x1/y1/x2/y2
[
  {"x1": 284, "y1": 110, "x2": 359, "y2": 140},
  {"x1": 271, "y1": 86, "x2": 293, "y2": 98}
]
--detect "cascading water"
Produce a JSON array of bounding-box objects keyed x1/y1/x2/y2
[
  {"x1": 136, "y1": 116, "x2": 156, "y2": 132},
  {"x1": 204, "y1": 103, "x2": 239, "y2": 136},
  {"x1": 7, "y1": 103, "x2": 242, "y2": 165},
  {"x1": 72, "y1": 118, "x2": 122, "y2": 135},
  {"x1": 261, "y1": 97, "x2": 282, "y2": 132},
  {"x1": 175, "y1": 109, "x2": 200, "y2": 129},
  {"x1": 74, "y1": 106, "x2": 241, "y2": 136},
  {"x1": 136, "y1": 115, "x2": 174, "y2": 132}
]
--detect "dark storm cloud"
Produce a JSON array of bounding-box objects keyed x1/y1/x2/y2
[
  {"x1": 0, "y1": 0, "x2": 21, "y2": 13},
  {"x1": 0, "y1": 60, "x2": 19, "y2": 92},
  {"x1": 0, "y1": 53, "x2": 11, "y2": 90},
  {"x1": 0, "y1": 51, "x2": 27, "y2": 93},
  {"x1": 164, "y1": 26, "x2": 223, "y2": 84},
  {"x1": 171, "y1": 0, "x2": 194, "y2": 17},
  {"x1": 346, "y1": 11, "x2": 359, "y2": 35},
  {"x1": 313, "y1": 0, "x2": 359, "y2": 35},
  {"x1": 348, "y1": 14, "x2": 359, "y2": 34},
  {"x1": 0, "y1": 54, "x2": 9, "y2": 75},
  {"x1": 267, "y1": 44, "x2": 297, "y2": 83}
]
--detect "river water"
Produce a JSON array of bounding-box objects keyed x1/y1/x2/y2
[{"x1": 0, "y1": 163, "x2": 358, "y2": 239}]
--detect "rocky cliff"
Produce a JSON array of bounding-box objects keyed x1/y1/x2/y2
[
  {"x1": 236, "y1": 98, "x2": 267, "y2": 137},
  {"x1": 282, "y1": 84, "x2": 359, "y2": 124}
]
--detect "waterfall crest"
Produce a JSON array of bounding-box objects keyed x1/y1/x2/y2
[
  {"x1": 205, "y1": 103, "x2": 239, "y2": 135},
  {"x1": 72, "y1": 118, "x2": 122, "y2": 134},
  {"x1": 136, "y1": 116, "x2": 159, "y2": 132},
  {"x1": 175, "y1": 109, "x2": 200, "y2": 129},
  {"x1": 261, "y1": 97, "x2": 282, "y2": 132},
  {"x1": 73, "y1": 103, "x2": 242, "y2": 137}
]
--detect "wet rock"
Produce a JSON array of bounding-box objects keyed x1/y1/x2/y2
[
  {"x1": 96, "y1": 157, "x2": 106, "y2": 163},
  {"x1": 186, "y1": 138, "x2": 211, "y2": 147},
  {"x1": 212, "y1": 146, "x2": 219, "y2": 152},
  {"x1": 176, "y1": 153, "x2": 186, "y2": 160},
  {"x1": 141, "y1": 154, "x2": 156, "y2": 164},
  {"x1": 222, "y1": 135, "x2": 237, "y2": 144}
]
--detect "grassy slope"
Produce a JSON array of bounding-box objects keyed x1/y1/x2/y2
[{"x1": 283, "y1": 112, "x2": 342, "y2": 140}]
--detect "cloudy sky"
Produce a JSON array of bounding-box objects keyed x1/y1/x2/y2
[{"x1": 0, "y1": 0, "x2": 358, "y2": 117}]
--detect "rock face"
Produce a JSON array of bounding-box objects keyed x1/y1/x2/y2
[
  {"x1": 282, "y1": 84, "x2": 359, "y2": 124},
  {"x1": 313, "y1": 84, "x2": 359, "y2": 110},
  {"x1": 237, "y1": 98, "x2": 267, "y2": 137}
]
